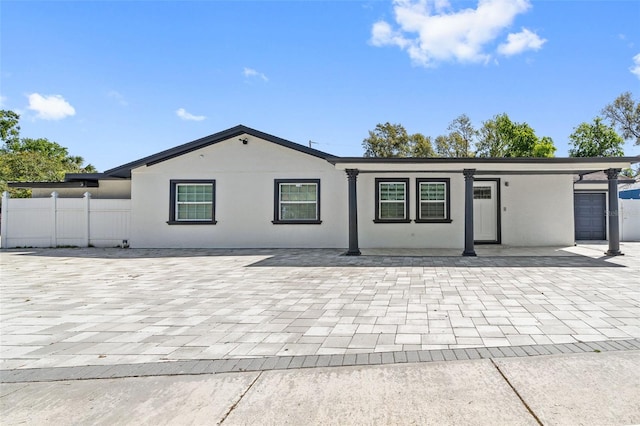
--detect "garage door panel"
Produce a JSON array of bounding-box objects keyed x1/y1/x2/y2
[{"x1": 574, "y1": 193, "x2": 606, "y2": 240}]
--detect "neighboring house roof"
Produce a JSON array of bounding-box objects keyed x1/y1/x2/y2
[
  {"x1": 620, "y1": 189, "x2": 640, "y2": 199},
  {"x1": 574, "y1": 170, "x2": 636, "y2": 184},
  {"x1": 8, "y1": 180, "x2": 99, "y2": 189},
  {"x1": 103, "y1": 125, "x2": 337, "y2": 178},
  {"x1": 7, "y1": 173, "x2": 109, "y2": 189}
]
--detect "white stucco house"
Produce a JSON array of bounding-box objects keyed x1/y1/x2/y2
[{"x1": 3, "y1": 125, "x2": 638, "y2": 254}]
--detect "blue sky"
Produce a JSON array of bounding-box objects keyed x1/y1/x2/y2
[{"x1": 1, "y1": 0, "x2": 639, "y2": 172}]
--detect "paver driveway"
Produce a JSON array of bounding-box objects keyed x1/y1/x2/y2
[{"x1": 1, "y1": 243, "x2": 639, "y2": 370}]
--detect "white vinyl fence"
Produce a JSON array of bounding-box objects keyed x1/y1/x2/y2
[
  {"x1": 1, "y1": 191, "x2": 131, "y2": 248},
  {"x1": 620, "y1": 199, "x2": 640, "y2": 242}
]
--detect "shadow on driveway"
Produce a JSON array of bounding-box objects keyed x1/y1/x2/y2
[{"x1": 3, "y1": 247, "x2": 625, "y2": 268}]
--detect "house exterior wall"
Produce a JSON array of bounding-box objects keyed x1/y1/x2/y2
[
  {"x1": 355, "y1": 173, "x2": 575, "y2": 249},
  {"x1": 501, "y1": 174, "x2": 575, "y2": 246},
  {"x1": 357, "y1": 173, "x2": 463, "y2": 249},
  {"x1": 128, "y1": 142, "x2": 578, "y2": 249},
  {"x1": 31, "y1": 180, "x2": 131, "y2": 199},
  {"x1": 129, "y1": 135, "x2": 349, "y2": 248}
]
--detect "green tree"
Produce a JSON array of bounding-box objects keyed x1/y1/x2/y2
[
  {"x1": 568, "y1": 117, "x2": 625, "y2": 157},
  {"x1": 476, "y1": 113, "x2": 556, "y2": 157},
  {"x1": 411, "y1": 133, "x2": 435, "y2": 157},
  {"x1": 601, "y1": 92, "x2": 640, "y2": 145},
  {"x1": 533, "y1": 136, "x2": 556, "y2": 158},
  {"x1": 1, "y1": 110, "x2": 20, "y2": 146},
  {"x1": 434, "y1": 114, "x2": 476, "y2": 158},
  {"x1": 475, "y1": 116, "x2": 508, "y2": 157},
  {"x1": 362, "y1": 122, "x2": 434, "y2": 157},
  {"x1": 0, "y1": 110, "x2": 97, "y2": 198}
]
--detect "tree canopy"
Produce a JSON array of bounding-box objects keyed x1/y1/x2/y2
[
  {"x1": 362, "y1": 122, "x2": 434, "y2": 157},
  {"x1": 601, "y1": 92, "x2": 640, "y2": 145},
  {"x1": 568, "y1": 117, "x2": 624, "y2": 157},
  {"x1": 434, "y1": 114, "x2": 476, "y2": 157},
  {"x1": 363, "y1": 113, "x2": 556, "y2": 159},
  {"x1": 475, "y1": 114, "x2": 556, "y2": 158},
  {"x1": 0, "y1": 110, "x2": 97, "y2": 198}
]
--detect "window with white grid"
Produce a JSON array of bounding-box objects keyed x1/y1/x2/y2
[
  {"x1": 273, "y1": 179, "x2": 321, "y2": 224},
  {"x1": 168, "y1": 180, "x2": 216, "y2": 224}
]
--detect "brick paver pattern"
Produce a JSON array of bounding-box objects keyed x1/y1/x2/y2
[{"x1": 1, "y1": 243, "x2": 639, "y2": 371}]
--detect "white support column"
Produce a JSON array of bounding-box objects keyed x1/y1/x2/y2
[
  {"x1": 51, "y1": 191, "x2": 58, "y2": 248},
  {"x1": 83, "y1": 192, "x2": 92, "y2": 247},
  {"x1": 1, "y1": 191, "x2": 9, "y2": 248}
]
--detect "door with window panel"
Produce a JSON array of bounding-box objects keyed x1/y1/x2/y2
[{"x1": 473, "y1": 180, "x2": 499, "y2": 243}]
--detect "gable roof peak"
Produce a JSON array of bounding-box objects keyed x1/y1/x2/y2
[{"x1": 103, "y1": 125, "x2": 337, "y2": 178}]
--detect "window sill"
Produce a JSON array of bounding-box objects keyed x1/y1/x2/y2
[
  {"x1": 373, "y1": 219, "x2": 412, "y2": 224},
  {"x1": 414, "y1": 219, "x2": 453, "y2": 224},
  {"x1": 272, "y1": 220, "x2": 322, "y2": 225},
  {"x1": 167, "y1": 220, "x2": 217, "y2": 225}
]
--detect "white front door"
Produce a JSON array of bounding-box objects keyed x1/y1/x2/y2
[{"x1": 473, "y1": 180, "x2": 498, "y2": 242}]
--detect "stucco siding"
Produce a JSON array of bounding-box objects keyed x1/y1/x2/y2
[
  {"x1": 357, "y1": 173, "x2": 463, "y2": 249},
  {"x1": 500, "y1": 174, "x2": 575, "y2": 246},
  {"x1": 130, "y1": 135, "x2": 348, "y2": 248}
]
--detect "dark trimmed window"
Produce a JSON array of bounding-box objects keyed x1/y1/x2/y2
[
  {"x1": 415, "y1": 178, "x2": 452, "y2": 223},
  {"x1": 273, "y1": 179, "x2": 321, "y2": 224},
  {"x1": 168, "y1": 180, "x2": 216, "y2": 224},
  {"x1": 374, "y1": 178, "x2": 410, "y2": 223}
]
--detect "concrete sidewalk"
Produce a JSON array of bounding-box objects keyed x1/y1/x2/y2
[{"x1": 2, "y1": 351, "x2": 639, "y2": 425}]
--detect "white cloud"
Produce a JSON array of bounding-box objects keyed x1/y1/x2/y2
[
  {"x1": 370, "y1": 0, "x2": 541, "y2": 67},
  {"x1": 631, "y1": 53, "x2": 640, "y2": 79},
  {"x1": 27, "y1": 93, "x2": 76, "y2": 120},
  {"x1": 497, "y1": 28, "x2": 546, "y2": 56},
  {"x1": 107, "y1": 90, "x2": 128, "y2": 106},
  {"x1": 243, "y1": 67, "x2": 268, "y2": 82},
  {"x1": 176, "y1": 108, "x2": 206, "y2": 121}
]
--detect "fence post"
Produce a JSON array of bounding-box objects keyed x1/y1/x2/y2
[
  {"x1": 1, "y1": 191, "x2": 9, "y2": 248},
  {"x1": 51, "y1": 191, "x2": 58, "y2": 247},
  {"x1": 83, "y1": 192, "x2": 91, "y2": 247}
]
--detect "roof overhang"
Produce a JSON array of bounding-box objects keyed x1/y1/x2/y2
[
  {"x1": 8, "y1": 181, "x2": 99, "y2": 189},
  {"x1": 64, "y1": 173, "x2": 124, "y2": 182},
  {"x1": 331, "y1": 156, "x2": 639, "y2": 175}
]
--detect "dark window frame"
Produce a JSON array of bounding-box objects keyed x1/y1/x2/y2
[
  {"x1": 272, "y1": 178, "x2": 322, "y2": 225},
  {"x1": 374, "y1": 178, "x2": 411, "y2": 223},
  {"x1": 167, "y1": 179, "x2": 217, "y2": 225},
  {"x1": 415, "y1": 178, "x2": 452, "y2": 223}
]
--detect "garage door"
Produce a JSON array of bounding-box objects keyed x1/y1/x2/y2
[{"x1": 574, "y1": 193, "x2": 606, "y2": 240}]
